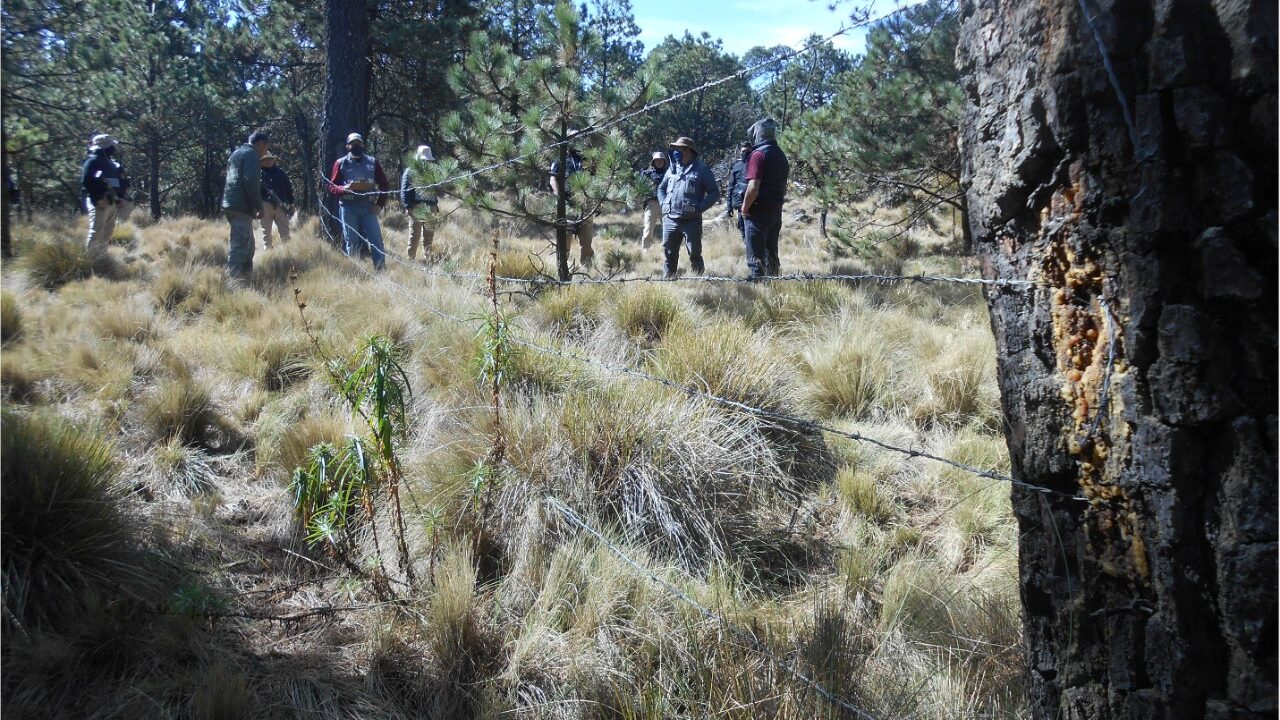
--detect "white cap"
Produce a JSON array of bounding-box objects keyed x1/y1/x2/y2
[
  {"x1": 89, "y1": 134, "x2": 118, "y2": 152},
  {"x1": 346, "y1": 132, "x2": 364, "y2": 145},
  {"x1": 415, "y1": 145, "x2": 434, "y2": 161}
]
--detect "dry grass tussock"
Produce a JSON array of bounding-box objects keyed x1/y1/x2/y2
[{"x1": 2, "y1": 212, "x2": 1023, "y2": 718}]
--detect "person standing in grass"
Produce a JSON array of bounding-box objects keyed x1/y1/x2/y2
[
  {"x1": 740, "y1": 118, "x2": 790, "y2": 278},
  {"x1": 721, "y1": 141, "x2": 752, "y2": 230},
  {"x1": 639, "y1": 150, "x2": 668, "y2": 250},
  {"x1": 80, "y1": 134, "x2": 124, "y2": 256},
  {"x1": 328, "y1": 132, "x2": 391, "y2": 269},
  {"x1": 258, "y1": 152, "x2": 294, "y2": 249},
  {"x1": 221, "y1": 129, "x2": 269, "y2": 280},
  {"x1": 401, "y1": 144, "x2": 439, "y2": 260},
  {"x1": 657, "y1": 136, "x2": 720, "y2": 278},
  {"x1": 550, "y1": 143, "x2": 595, "y2": 268}
]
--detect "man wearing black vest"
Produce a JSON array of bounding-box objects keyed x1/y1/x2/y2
[{"x1": 739, "y1": 118, "x2": 790, "y2": 278}]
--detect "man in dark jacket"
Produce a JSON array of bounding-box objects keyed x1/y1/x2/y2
[
  {"x1": 329, "y1": 132, "x2": 391, "y2": 269},
  {"x1": 81, "y1": 133, "x2": 124, "y2": 255},
  {"x1": 657, "y1": 136, "x2": 720, "y2": 278},
  {"x1": 550, "y1": 145, "x2": 594, "y2": 267},
  {"x1": 222, "y1": 129, "x2": 269, "y2": 279},
  {"x1": 401, "y1": 144, "x2": 439, "y2": 259},
  {"x1": 740, "y1": 118, "x2": 790, "y2": 278},
  {"x1": 258, "y1": 152, "x2": 294, "y2": 248},
  {"x1": 639, "y1": 151, "x2": 668, "y2": 250},
  {"x1": 723, "y1": 141, "x2": 751, "y2": 226}
]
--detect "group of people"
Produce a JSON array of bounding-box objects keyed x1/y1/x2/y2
[
  {"x1": 82, "y1": 117, "x2": 788, "y2": 282},
  {"x1": 634, "y1": 117, "x2": 791, "y2": 279}
]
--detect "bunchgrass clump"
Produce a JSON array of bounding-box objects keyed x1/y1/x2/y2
[
  {"x1": 613, "y1": 285, "x2": 684, "y2": 343},
  {"x1": 1, "y1": 411, "x2": 152, "y2": 631},
  {"x1": 21, "y1": 240, "x2": 93, "y2": 289},
  {"x1": 141, "y1": 377, "x2": 226, "y2": 448},
  {"x1": 1, "y1": 291, "x2": 22, "y2": 344}
]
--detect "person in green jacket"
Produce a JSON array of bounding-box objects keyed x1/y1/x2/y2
[{"x1": 221, "y1": 129, "x2": 270, "y2": 279}]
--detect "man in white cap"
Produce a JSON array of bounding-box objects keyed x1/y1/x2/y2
[
  {"x1": 656, "y1": 136, "x2": 720, "y2": 277},
  {"x1": 400, "y1": 144, "x2": 439, "y2": 259},
  {"x1": 328, "y1": 132, "x2": 391, "y2": 269},
  {"x1": 221, "y1": 129, "x2": 270, "y2": 279},
  {"x1": 639, "y1": 150, "x2": 668, "y2": 249},
  {"x1": 80, "y1": 133, "x2": 124, "y2": 255},
  {"x1": 258, "y1": 151, "x2": 294, "y2": 248}
]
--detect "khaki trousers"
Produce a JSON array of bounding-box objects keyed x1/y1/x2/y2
[
  {"x1": 572, "y1": 214, "x2": 594, "y2": 266},
  {"x1": 641, "y1": 199, "x2": 660, "y2": 249},
  {"x1": 407, "y1": 208, "x2": 436, "y2": 259},
  {"x1": 260, "y1": 202, "x2": 290, "y2": 248},
  {"x1": 86, "y1": 199, "x2": 118, "y2": 256}
]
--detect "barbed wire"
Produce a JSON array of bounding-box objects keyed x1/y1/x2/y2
[
  {"x1": 322, "y1": 2, "x2": 920, "y2": 200},
  {"x1": 310, "y1": 216, "x2": 1083, "y2": 502},
  {"x1": 546, "y1": 497, "x2": 878, "y2": 720}
]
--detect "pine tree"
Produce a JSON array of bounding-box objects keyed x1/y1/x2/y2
[{"x1": 428, "y1": 0, "x2": 653, "y2": 280}]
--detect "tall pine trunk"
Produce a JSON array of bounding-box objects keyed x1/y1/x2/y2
[
  {"x1": 958, "y1": 1, "x2": 1276, "y2": 718},
  {"x1": 320, "y1": 0, "x2": 372, "y2": 244}
]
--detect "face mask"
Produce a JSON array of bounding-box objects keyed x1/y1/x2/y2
[
  {"x1": 670, "y1": 149, "x2": 682, "y2": 164},
  {"x1": 350, "y1": 146, "x2": 364, "y2": 157},
  {"x1": 104, "y1": 146, "x2": 115, "y2": 157}
]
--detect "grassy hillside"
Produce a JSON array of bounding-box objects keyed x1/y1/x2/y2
[{"x1": 1, "y1": 209, "x2": 1024, "y2": 719}]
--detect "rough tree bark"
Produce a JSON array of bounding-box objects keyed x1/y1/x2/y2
[
  {"x1": 958, "y1": 1, "x2": 1276, "y2": 718},
  {"x1": 320, "y1": 0, "x2": 372, "y2": 244}
]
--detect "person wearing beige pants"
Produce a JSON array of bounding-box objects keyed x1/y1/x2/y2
[
  {"x1": 260, "y1": 201, "x2": 290, "y2": 248},
  {"x1": 258, "y1": 152, "x2": 294, "y2": 248},
  {"x1": 85, "y1": 197, "x2": 118, "y2": 255},
  {"x1": 639, "y1": 151, "x2": 668, "y2": 250},
  {"x1": 80, "y1": 133, "x2": 124, "y2": 256},
  {"x1": 401, "y1": 145, "x2": 440, "y2": 259}
]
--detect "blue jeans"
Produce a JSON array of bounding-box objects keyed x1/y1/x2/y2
[
  {"x1": 743, "y1": 206, "x2": 782, "y2": 277},
  {"x1": 661, "y1": 216, "x2": 704, "y2": 276},
  {"x1": 340, "y1": 203, "x2": 385, "y2": 270}
]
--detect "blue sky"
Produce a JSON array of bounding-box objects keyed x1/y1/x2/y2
[{"x1": 631, "y1": 0, "x2": 918, "y2": 59}]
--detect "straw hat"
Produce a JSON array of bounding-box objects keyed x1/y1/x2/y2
[{"x1": 669, "y1": 137, "x2": 698, "y2": 154}]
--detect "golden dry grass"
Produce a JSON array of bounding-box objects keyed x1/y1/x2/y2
[{"x1": 1, "y1": 210, "x2": 1023, "y2": 719}]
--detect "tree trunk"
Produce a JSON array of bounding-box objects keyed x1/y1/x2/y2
[
  {"x1": 295, "y1": 105, "x2": 318, "y2": 215},
  {"x1": 958, "y1": 1, "x2": 1276, "y2": 718},
  {"x1": 148, "y1": 135, "x2": 162, "y2": 221},
  {"x1": 555, "y1": 119, "x2": 569, "y2": 281},
  {"x1": 320, "y1": 0, "x2": 372, "y2": 244}
]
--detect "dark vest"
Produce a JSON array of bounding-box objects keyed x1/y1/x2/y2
[
  {"x1": 751, "y1": 142, "x2": 789, "y2": 212},
  {"x1": 338, "y1": 153, "x2": 378, "y2": 207}
]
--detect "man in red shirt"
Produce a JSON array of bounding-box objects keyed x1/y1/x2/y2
[
  {"x1": 328, "y1": 132, "x2": 391, "y2": 269},
  {"x1": 739, "y1": 118, "x2": 790, "y2": 278}
]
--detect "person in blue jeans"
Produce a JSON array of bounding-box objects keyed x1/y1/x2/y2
[
  {"x1": 739, "y1": 118, "x2": 790, "y2": 278},
  {"x1": 656, "y1": 136, "x2": 720, "y2": 278},
  {"x1": 328, "y1": 132, "x2": 392, "y2": 269}
]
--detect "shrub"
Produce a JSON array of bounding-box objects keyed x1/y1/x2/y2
[
  {"x1": 613, "y1": 285, "x2": 683, "y2": 343},
  {"x1": 21, "y1": 240, "x2": 93, "y2": 289},
  {"x1": 1, "y1": 411, "x2": 150, "y2": 631},
  {"x1": 1, "y1": 291, "x2": 21, "y2": 343}
]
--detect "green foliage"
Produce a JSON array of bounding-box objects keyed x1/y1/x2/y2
[
  {"x1": 337, "y1": 336, "x2": 412, "y2": 459},
  {"x1": 1, "y1": 411, "x2": 148, "y2": 632},
  {"x1": 788, "y1": 0, "x2": 965, "y2": 251},
  {"x1": 289, "y1": 439, "x2": 375, "y2": 550},
  {"x1": 743, "y1": 38, "x2": 852, "y2": 132}
]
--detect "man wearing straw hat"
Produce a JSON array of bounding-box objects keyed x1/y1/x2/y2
[
  {"x1": 401, "y1": 144, "x2": 439, "y2": 259},
  {"x1": 221, "y1": 129, "x2": 269, "y2": 279},
  {"x1": 656, "y1": 136, "x2": 720, "y2": 278},
  {"x1": 80, "y1": 133, "x2": 124, "y2": 256},
  {"x1": 258, "y1": 151, "x2": 294, "y2": 248},
  {"x1": 639, "y1": 150, "x2": 668, "y2": 250}
]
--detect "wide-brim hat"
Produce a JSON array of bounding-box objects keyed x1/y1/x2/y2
[
  {"x1": 415, "y1": 144, "x2": 435, "y2": 162},
  {"x1": 669, "y1": 137, "x2": 698, "y2": 154},
  {"x1": 346, "y1": 132, "x2": 364, "y2": 145},
  {"x1": 260, "y1": 152, "x2": 277, "y2": 161},
  {"x1": 650, "y1": 151, "x2": 667, "y2": 162},
  {"x1": 89, "y1": 133, "x2": 118, "y2": 152}
]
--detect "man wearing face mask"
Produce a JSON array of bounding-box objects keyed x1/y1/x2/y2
[
  {"x1": 639, "y1": 151, "x2": 668, "y2": 250},
  {"x1": 328, "y1": 132, "x2": 391, "y2": 269},
  {"x1": 656, "y1": 136, "x2": 720, "y2": 278},
  {"x1": 80, "y1": 133, "x2": 124, "y2": 256},
  {"x1": 739, "y1": 118, "x2": 790, "y2": 278}
]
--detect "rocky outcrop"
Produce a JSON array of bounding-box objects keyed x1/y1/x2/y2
[{"x1": 957, "y1": 1, "x2": 1276, "y2": 717}]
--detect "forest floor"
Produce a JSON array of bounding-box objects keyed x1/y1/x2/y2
[{"x1": 1, "y1": 205, "x2": 1026, "y2": 719}]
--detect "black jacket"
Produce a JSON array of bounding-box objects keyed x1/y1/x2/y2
[
  {"x1": 747, "y1": 141, "x2": 789, "y2": 212},
  {"x1": 260, "y1": 165, "x2": 294, "y2": 205},
  {"x1": 726, "y1": 157, "x2": 748, "y2": 211},
  {"x1": 641, "y1": 166, "x2": 665, "y2": 202},
  {"x1": 81, "y1": 153, "x2": 122, "y2": 205}
]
